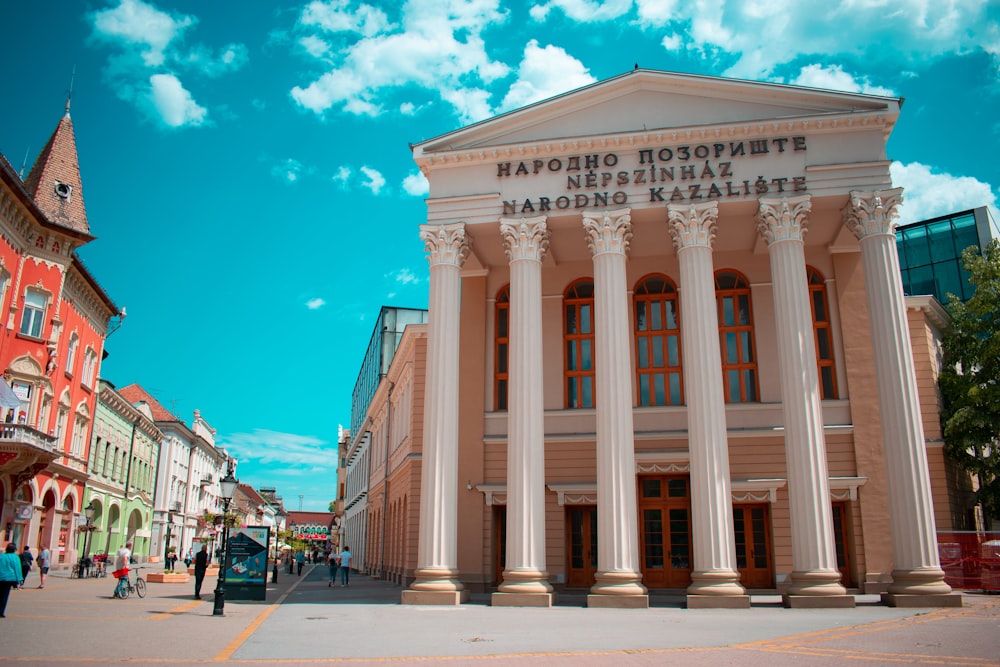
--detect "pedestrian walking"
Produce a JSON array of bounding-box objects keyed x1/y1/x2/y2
[
  {"x1": 37, "y1": 545, "x2": 50, "y2": 588},
  {"x1": 327, "y1": 551, "x2": 339, "y2": 587},
  {"x1": 112, "y1": 541, "x2": 132, "y2": 599},
  {"x1": 184, "y1": 549, "x2": 193, "y2": 569},
  {"x1": 0, "y1": 543, "x2": 24, "y2": 617},
  {"x1": 18, "y1": 546, "x2": 32, "y2": 589},
  {"x1": 295, "y1": 550, "x2": 305, "y2": 576},
  {"x1": 193, "y1": 545, "x2": 208, "y2": 599},
  {"x1": 339, "y1": 546, "x2": 352, "y2": 587}
]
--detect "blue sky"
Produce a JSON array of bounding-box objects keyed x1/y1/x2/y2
[{"x1": 2, "y1": 0, "x2": 998, "y2": 511}]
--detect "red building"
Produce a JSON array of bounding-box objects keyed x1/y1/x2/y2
[{"x1": 0, "y1": 104, "x2": 118, "y2": 566}]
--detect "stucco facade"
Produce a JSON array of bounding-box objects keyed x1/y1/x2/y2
[{"x1": 400, "y1": 70, "x2": 960, "y2": 609}]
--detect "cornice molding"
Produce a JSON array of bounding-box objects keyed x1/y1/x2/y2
[{"x1": 416, "y1": 113, "x2": 894, "y2": 170}]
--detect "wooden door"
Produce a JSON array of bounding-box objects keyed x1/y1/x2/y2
[
  {"x1": 638, "y1": 476, "x2": 692, "y2": 588},
  {"x1": 493, "y1": 506, "x2": 506, "y2": 587},
  {"x1": 832, "y1": 501, "x2": 852, "y2": 587},
  {"x1": 566, "y1": 506, "x2": 598, "y2": 587},
  {"x1": 733, "y1": 504, "x2": 773, "y2": 588}
]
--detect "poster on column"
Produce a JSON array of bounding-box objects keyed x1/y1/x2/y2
[{"x1": 223, "y1": 526, "x2": 270, "y2": 601}]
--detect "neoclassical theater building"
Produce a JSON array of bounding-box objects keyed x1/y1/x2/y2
[{"x1": 399, "y1": 69, "x2": 961, "y2": 609}]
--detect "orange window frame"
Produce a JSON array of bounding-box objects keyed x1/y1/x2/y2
[
  {"x1": 564, "y1": 279, "x2": 595, "y2": 409},
  {"x1": 807, "y1": 267, "x2": 838, "y2": 399},
  {"x1": 715, "y1": 270, "x2": 759, "y2": 403},
  {"x1": 634, "y1": 274, "x2": 683, "y2": 406},
  {"x1": 494, "y1": 285, "x2": 510, "y2": 411}
]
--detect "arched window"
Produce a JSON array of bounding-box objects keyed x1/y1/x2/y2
[
  {"x1": 808, "y1": 267, "x2": 838, "y2": 399},
  {"x1": 715, "y1": 270, "x2": 759, "y2": 403},
  {"x1": 494, "y1": 285, "x2": 509, "y2": 411},
  {"x1": 634, "y1": 274, "x2": 683, "y2": 406},
  {"x1": 564, "y1": 279, "x2": 595, "y2": 409}
]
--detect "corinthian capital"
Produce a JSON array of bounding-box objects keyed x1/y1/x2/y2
[
  {"x1": 500, "y1": 216, "x2": 550, "y2": 263},
  {"x1": 842, "y1": 188, "x2": 904, "y2": 241},
  {"x1": 756, "y1": 194, "x2": 812, "y2": 246},
  {"x1": 420, "y1": 222, "x2": 471, "y2": 268},
  {"x1": 666, "y1": 201, "x2": 718, "y2": 251},
  {"x1": 582, "y1": 208, "x2": 632, "y2": 257}
]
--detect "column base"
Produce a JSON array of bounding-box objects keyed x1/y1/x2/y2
[
  {"x1": 886, "y1": 568, "x2": 954, "y2": 597},
  {"x1": 687, "y1": 594, "x2": 750, "y2": 609},
  {"x1": 588, "y1": 570, "x2": 648, "y2": 608},
  {"x1": 687, "y1": 569, "x2": 746, "y2": 597},
  {"x1": 492, "y1": 592, "x2": 555, "y2": 607},
  {"x1": 401, "y1": 566, "x2": 468, "y2": 606},
  {"x1": 587, "y1": 593, "x2": 649, "y2": 608},
  {"x1": 881, "y1": 592, "x2": 963, "y2": 608},
  {"x1": 497, "y1": 568, "x2": 554, "y2": 595},
  {"x1": 782, "y1": 593, "x2": 855, "y2": 608},
  {"x1": 401, "y1": 589, "x2": 470, "y2": 605}
]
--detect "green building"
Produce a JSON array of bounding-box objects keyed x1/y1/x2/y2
[{"x1": 78, "y1": 379, "x2": 163, "y2": 561}]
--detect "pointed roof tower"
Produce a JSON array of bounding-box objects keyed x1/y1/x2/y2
[{"x1": 22, "y1": 95, "x2": 90, "y2": 235}]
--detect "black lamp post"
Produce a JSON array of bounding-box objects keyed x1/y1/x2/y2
[
  {"x1": 80, "y1": 501, "x2": 96, "y2": 577},
  {"x1": 164, "y1": 512, "x2": 173, "y2": 570},
  {"x1": 212, "y1": 462, "x2": 238, "y2": 617}
]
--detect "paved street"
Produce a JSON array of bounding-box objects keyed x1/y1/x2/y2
[{"x1": 0, "y1": 564, "x2": 997, "y2": 666}]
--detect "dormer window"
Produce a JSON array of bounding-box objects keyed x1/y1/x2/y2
[{"x1": 54, "y1": 181, "x2": 72, "y2": 200}]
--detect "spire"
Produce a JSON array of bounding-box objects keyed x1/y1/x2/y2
[{"x1": 22, "y1": 103, "x2": 90, "y2": 235}]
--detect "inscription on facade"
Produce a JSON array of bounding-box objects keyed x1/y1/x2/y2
[{"x1": 498, "y1": 136, "x2": 808, "y2": 215}]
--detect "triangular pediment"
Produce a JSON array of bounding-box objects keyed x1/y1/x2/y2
[{"x1": 414, "y1": 69, "x2": 899, "y2": 157}]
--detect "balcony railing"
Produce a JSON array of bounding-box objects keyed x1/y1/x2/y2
[
  {"x1": 200, "y1": 476, "x2": 213, "y2": 486},
  {"x1": 0, "y1": 424, "x2": 58, "y2": 452},
  {"x1": 170, "y1": 501, "x2": 182, "y2": 512}
]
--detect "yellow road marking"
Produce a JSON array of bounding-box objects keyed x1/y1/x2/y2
[
  {"x1": 214, "y1": 604, "x2": 278, "y2": 662},
  {"x1": 149, "y1": 598, "x2": 205, "y2": 620}
]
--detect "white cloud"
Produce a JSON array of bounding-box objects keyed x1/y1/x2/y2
[
  {"x1": 500, "y1": 40, "x2": 596, "y2": 112},
  {"x1": 147, "y1": 73, "x2": 207, "y2": 127},
  {"x1": 524, "y1": 1, "x2": 998, "y2": 83},
  {"x1": 402, "y1": 171, "x2": 429, "y2": 196},
  {"x1": 299, "y1": 35, "x2": 331, "y2": 58},
  {"x1": 332, "y1": 165, "x2": 352, "y2": 188},
  {"x1": 300, "y1": 0, "x2": 393, "y2": 37},
  {"x1": 306, "y1": 297, "x2": 327, "y2": 310},
  {"x1": 91, "y1": 0, "x2": 194, "y2": 67},
  {"x1": 529, "y1": 0, "x2": 633, "y2": 22},
  {"x1": 290, "y1": 0, "x2": 510, "y2": 123},
  {"x1": 271, "y1": 158, "x2": 305, "y2": 183},
  {"x1": 386, "y1": 268, "x2": 420, "y2": 286},
  {"x1": 89, "y1": 0, "x2": 248, "y2": 126},
  {"x1": 360, "y1": 166, "x2": 386, "y2": 194},
  {"x1": 220, "y1": 429, "x2": 332, "y2": 468},
  {"x1": 890, "y1": 161, "x2": 998, "y2": 225},
  {"x1": 790, "y1": 64, "x2": 895, "y2": 96}
]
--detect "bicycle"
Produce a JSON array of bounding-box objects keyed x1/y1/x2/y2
[{"x1": 114, "y1": 567, "x2": 146, "y2": 599}]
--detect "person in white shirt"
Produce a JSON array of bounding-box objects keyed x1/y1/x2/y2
[
  {"x1": 339, "y1": 547, "x2": 352, "y2": 587},
  {"x1": 113, "y1": 542, "x2": 132, "y2": 599}
]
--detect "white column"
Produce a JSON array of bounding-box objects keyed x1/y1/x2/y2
[
  {"x1": 402, "y1": 222, "x2": 471, "y2": 605},
  {"x1": 757, "y1": 196, "x2": 852, "y2": 607},
  {"x1": 494, "y1": 216, "x2": 554, "y2": 606},
  {"x1": 666, "y1": 201, "x2": 748, "y2": 608},
  {"x1": 842, "y1": 190, "x2": 958, "y2": 606},
  {"x1": 582, "y1": 208, "x2": 648, "y2": 608}
]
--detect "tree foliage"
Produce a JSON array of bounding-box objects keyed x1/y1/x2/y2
[
  {"x1": 328, "y1": 500, "x2": 337, "y2": 512},
  {"x1": 939, "y1": 239, "x2": 1000, "y2": 521}
]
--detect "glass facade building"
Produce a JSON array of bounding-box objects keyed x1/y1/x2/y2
[
  {"x1": 896, "y1": 206, "x2": 999, "y2": 305},
  {"x1": 349, "y1": 306, "x2": 429, "y2": 439}
]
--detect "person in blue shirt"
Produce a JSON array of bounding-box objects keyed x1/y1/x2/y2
[
  {"x1": 0, "y1": 543, "x2": 24, "y2": 617},
  {"x1": 295, "y1": 550, "x2": 305, "y2": 575}
]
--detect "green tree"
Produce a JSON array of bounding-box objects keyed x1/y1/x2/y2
[
  {"x1": 328, "y1": 500, "x2": 337, "y2": 512},
  {"x1": 939, "y1": 239, "x2": 1000, "y2": 525}
]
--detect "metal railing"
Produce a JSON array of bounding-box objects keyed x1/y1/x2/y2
[{"x1": 938, "y1": 532, "x2": 1000, "y2": 591}]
